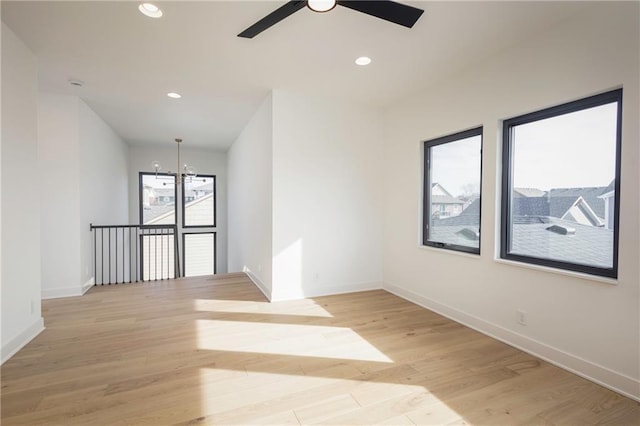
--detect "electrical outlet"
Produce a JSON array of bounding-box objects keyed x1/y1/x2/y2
[{"x1": 517, "y1": 309, "x2": 527, "y2": 326}]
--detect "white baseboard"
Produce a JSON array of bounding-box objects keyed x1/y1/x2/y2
[
  {"x1": 1, "y1": 317, "x2": 45, "y2": 364},
  {"x1": 82, "y1": 277, "x2": 95, "y2": 294},
  {"x1": 271, "y1": 281, "x2": 383, "y2": 302},
  {"x1": 383, "y1": 282, "x2": 640, "y2": 402},
  {"x1": 42, "y1": 277, "x2": 95, "y2": 300},
  {"x1": 242, "y1": 269, "x2": 382, "y2": 303},
  {"x1": 243, "y1": 267, "x2": 272, "y2": 301}
]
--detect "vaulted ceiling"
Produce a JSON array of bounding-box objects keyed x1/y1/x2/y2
[{"x1": 2, "y1": 1, "x2": 590, "y2": 150}]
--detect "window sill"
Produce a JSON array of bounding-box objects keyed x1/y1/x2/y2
[
  {"x1": 493, "y1": 258, "x2": 618, "y2": 286},
  {"x1": 418, "y1": 244, "x2": 481, "y2": 260}
]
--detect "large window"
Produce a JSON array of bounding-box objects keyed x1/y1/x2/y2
[
  {"x1": 139, "y1": 172, "x2": 218, "y2": 279},
  {"x1": 501, "y1": 89, "x2": 622, "y2": 278},
  {"x1": 423, "y1": 127, "x2": 483, "y2": 254}
]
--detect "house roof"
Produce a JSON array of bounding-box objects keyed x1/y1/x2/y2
[
  {"x1": 431, "y1": 183, "x2": 464, "y2": 205},
  {"x1": 142, "y1": 205, "x2": 175, "y2": 224},
  {"x1": 514, "y1": 188, "x2": 547, "y2": 198},
  {"x1": 191, "y1": 182, "x2": 214, "y2": 193},
  {"x1": 510, "y1": 217, "x2": 613, "y2": 268},
  {"x1": 513, "y1": 197, "x2": 550, "y2": 217},
  {"x1": 548, "y1": 186, "x2": 607, "y2": 219},
  {"x1": 152, "y1": 188, "x2": 176, "y2": 197},
  {"x1": 430, "y1": 212, "x2": 612, "y2": 268},
  {"x1": 432, "y1": 198, "x2": 480, "y2": 227},
  {"x1": 152, "y1": 188, "x2": 198, "y2": 198}
]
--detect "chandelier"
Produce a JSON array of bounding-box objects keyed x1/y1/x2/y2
[{"x1": 151, "y1": 138, "x2": 197, "y2": 185}]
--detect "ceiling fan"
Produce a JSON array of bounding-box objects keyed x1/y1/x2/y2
[{"x1": 238, "y1": 0, "x2": 424, "y2": 39}]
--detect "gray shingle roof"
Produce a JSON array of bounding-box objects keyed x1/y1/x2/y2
[
  {"x1": 428, "y1": 198, "x2": 480, "y2": 248},
  {"x1": 511, "y1": 217, "x2": 612, "y2": 268},
  {"x1": 429, "y1": 214, "x2": 612, "y2": 268},
  {"x1": 513, "y1": 197, "x2": 550, "y2": 217},
  {"x1": 548, "y1": 186, "x2": 607, "y2": 218},
  {"x1": 548, "y1": 196, "x2": 582, "y2": 218},
  {"x1": 432, "y1": 198, "x2": 480, "y2": 227},
  {"x1": 429, "y1": 225, "x2": 480, "y2": 249},
  {"x1": 514, "y1": 188, "x2": 547, "y2": 197}
]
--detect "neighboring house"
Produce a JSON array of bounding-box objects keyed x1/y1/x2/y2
[
  {"x1": 431, "y1": 183, "x2": 465, "y2": 218},
  {"x1": 430, "y1": 198, "x2": 481, "y2": 248},
  {"x1": 512, "y1": 185, "x2": 610, "y2": 228},
  {"x1": 147, "y1": 192, "x2": 215, "y2": 225},
  {"x1": 598, "y1": 180, "x2": 616, "y2": 230},
  {"x1": 192, "y1": 181, "x2": 214, "y2": 198},
  {"x1": 431, "y1": 197, "x2": 613, "y2": 267}
]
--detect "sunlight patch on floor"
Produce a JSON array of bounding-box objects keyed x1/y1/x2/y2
[
  {"x1": 197, "y1": 368, "x2": 438, "y2": 424},
  {"x1": 193, "y1": 298, "x2": 333, "y2": 317},
  {"x1": 196, "y1": 319, "x2": 393, "y2": 362}
]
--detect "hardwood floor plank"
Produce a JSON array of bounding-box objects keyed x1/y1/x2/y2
[{"x1": 2, "y1": 274, "x2": 638, "y2": 425}]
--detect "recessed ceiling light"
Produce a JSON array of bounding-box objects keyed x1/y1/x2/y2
[
  {"x1": 355, "y1": 56, "x2": 372, "y2": 66},
  {"x1": 68, "y1": 79, "x2": 84, "y2": 87},
  {"x1": 138, "y1": 3, "x2": 163, "y2": 18},
  {"x1": 167, "y1": 92, "x2": 182, "y2": 99}
]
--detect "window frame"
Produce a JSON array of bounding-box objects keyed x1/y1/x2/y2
[
  {"x1": 500, "y1": 88, "x2": 623, "y2": 278},
  {"x1": 181, "y1": 174, "x2": 217, "y2": 229},
  {"x1": 422, "y1": 126, "x2": 483, "y2": 255},
  {"x1": 139, "y1": 172, "x2": 177, "y2": 226}
]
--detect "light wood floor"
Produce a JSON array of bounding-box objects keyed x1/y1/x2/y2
[{"x1": 1, "y1": 274, "x2": 638, "y2": 425}]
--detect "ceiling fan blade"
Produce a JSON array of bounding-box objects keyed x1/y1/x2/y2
[
  {"x1": 238, "y1": 1, "x2": 307, "y2": 38},
  {"x1": 338, "y1": 1, "x2": 424, "y2": 28}
]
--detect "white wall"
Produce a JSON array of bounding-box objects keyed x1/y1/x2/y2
[
  {"x1": 78, "y1": 99, "x2": 129, "y2": 287},
  {"x1": 227, "y1": 94, "x2": 273, "y2": 297},
  {"x1": 1, "y1": 22, "x2": 43, "y2": 362},
  {"x1": 37, "y1": 93, "x2": 129, "y2": 298},
  {"x1": 128, "y1": 144, "x2": 228, "y2": 274},
  {"x1": 381, "y1": 3, "x2": 639, "y2": 399},
  {"x1": 38, "y1": 94, "x2": 81, "y2": 297},
  {"x1": 271, "y1": 90, "x2": 383, "y2": 301}
]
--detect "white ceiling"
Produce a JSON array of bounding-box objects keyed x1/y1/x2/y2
[{"x1": 1, "y1": 1, "x2": 590, "y2": 150}]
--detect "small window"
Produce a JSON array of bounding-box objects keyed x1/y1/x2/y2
[
  {"x1": 501, "y1": 89, "x2": 622, "y2": 278},
  {"x1": 139, "y1": 172, "x2": 177, "y2": 225},
  {"x1": 183, "y1": 232, "x2": 216, "y2": 277},
  {"x1": 423, "y1": 127, "x2": 483, "y2": 254}
]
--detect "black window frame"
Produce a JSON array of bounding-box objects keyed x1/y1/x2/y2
[
  {"x1": 500, "y1": 88, "x2": 623, "y2": 278},
  {"x1": 422, "y1": 126, "x2": 483, "y2": 255},
  {"x1": 139, "y1": 172, "x2": 177, "y2": 226},
  {"x1": 181, "y1": 174, "x2": 217, "y2": 229},
  {"x1": 182, "y1": 231, "x2": 217, "y2": 277}
]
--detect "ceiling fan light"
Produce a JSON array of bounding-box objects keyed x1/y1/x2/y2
[{"x1": 307, "y1": 0, "x2": 337, "y2": 13}]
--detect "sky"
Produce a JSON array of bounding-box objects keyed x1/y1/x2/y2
[
  {"x1": 431, "y1": 135, "x2": 482, "y2": 197},
  {"x1": 512, "y1": 102, "x2": 617, "y2": 191},
  {"x1": 431, "y1": 101, "x2": 618, "y2": 198}
]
